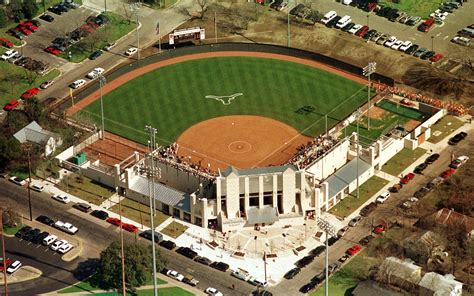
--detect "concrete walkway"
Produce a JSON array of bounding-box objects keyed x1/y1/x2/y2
[{"x1": 98, "y1": 193, "x2": 125, "y2": 210}]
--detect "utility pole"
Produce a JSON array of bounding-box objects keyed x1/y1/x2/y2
[
  {"x1": 99, "y1": 75, "x2": 107, "y2": 140},
  {"x1": 27, "y1": 146, "x2": 33, "y2": 221},
  {"x1": 363, "y1": 62, "x2": 376, "y2": 131},
  {"x1": 130, "y1": 3, "x2": 141, "y2": 62},
  {"x1": 317, "y1": 218, "x2": 336, "y2": 296},
  {"x1": 356, "y1": 116, "x2": 360, "y2": 199},
  {"x1": 287, "y1": 3, "x2": 291, "y2": 47},
  {"x1": 118, "y1": 195, "x2": 126, "y2": 296},
  {"x1": 157, "y1": 21, "x2": 161, "y2": 52},
  {"x1": 1, "y1": 210, "x2": 9, "y2": 295}
]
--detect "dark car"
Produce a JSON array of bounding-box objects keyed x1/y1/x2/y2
[
  {"x1": 73, "y1": 202, "x2": 91, "y2": 213},
  {"x1": 414, "y1": 47, "x2": 428, "y2": 57},
  {"x1": 414, "y1": 187, "x2": 430, "y2": 199},
  {"x1": 194, "y1": 256, "x2": 213, "y2": 266},
  {"x1": 176, "y1": 247, "x2": 198, "y2": 259},
  {"x1": 414, "y1": 163, "x2": 428, "y2": 174},
  {"x1": 210, "y1": 261, "x2": 229, "y2": 272},
  {"x1": 15, "y1": 226, "x2": 32, "y2": 238},
  {"x1": 360, "y1": 202, "x2": 377, "y2": 216},
  {"x1": 36, "y1": 215, "x2": 55, "y2": 226},
  {"x1": 328, "y1": 236, "x2": 339, "y2": 246},
  {"x1": 448, "y1": 132, "x2": 467, "y2": 145},
  {"x1": 425, "y1": 153, "x2": 440, "y2": 164},
  {"x1": 284, "y1": 267, "x2": 301, "y2": 279},
  {"x1": 139, "y1": 229, "x2": 163, "y2": 243},
  {"x1": 420, "y1": 51, "x2": 435, "y2": 60},
  {"x1": 32, "y1": 231, "x2": 49, "y2": 244},
  {"x1": 299, "y1": 281, "x2": 317, "y2": 293},
  {"x1": 342, "y1": 22, "x2": 355, "y2": 32},
  {"x1": 295, "y1": 255, "x2": 314, "y2": 268},
  {"x1": 89, "y1": 50, "x2": 103, "y2": 60},
  {"x1": 359, "y1": 235, "x2": 374, "y2": 246},
  {"x1": 376, "y1": 6, "x2": 390, "y2": 17},
  {"x1": 39, "y1": 14, "x2": 55, "y2": 22},
  {"x1": 364, "y1": 29, "x2": 377, "y2": 40},
  {"x1": 405, "y1": 44, "x2": 419, "y2": 55},
  {"x1": 24, "y1": 228, "x2": 41, "y2": 241},
  {"x1": 310, "y1": 245, "x2": 326, "y2": 257},
  {"x1": 91, "y1": 209, "x2": 109, "y2": 220},
  {"x1": 159, "y1": 240, "x2": 176, "y2": 250},
  {"x1": 326, "y1": 16, "x2": 341, "y2": 28}
]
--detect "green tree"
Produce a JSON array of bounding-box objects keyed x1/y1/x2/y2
[
  {"x1": 99, "y1": 241, "x2": 165, "y2": 291},
  {"x1": 24, "y1": 97, "x2": 43, "y2": 123},
  {"x1": 22, "y1": 0, "x2": 38, "y2": 19},
  {"x1": 0, "y1": 9, "x2": 8, "y2": 28}
]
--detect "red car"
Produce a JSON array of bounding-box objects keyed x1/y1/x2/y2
[
  {"x1": 18, "y1": 27, "x2": 32, "y2": 35},
  {"x1": 440, "y1": 168, "x2": 456, "y2": 179},
  {"x1": 346, "y1": 244, "x2": 362, "y2": 256},
  {"x1": 418, "y1": 18, "x2": 435, "y2": 32},
  {"x1": 400, "y1": 173, "x2": 415, "y2": 184},
  {"x1": 0, "y1": 258, "x2": 12, "y2": 272},
  {"x1": 21, "y1": 87, "x2": 40, "y2": 99},
  {"x1": 3, "y1": 100, "x2": 19, "y2": 111},
  {"x1": 373, "y1": 224, "x2": 386, "y2": 234},
  {"x1": 430, "y1": 54, "x2": 444, "y2": 62},
  {"x1": 0, "y1": 37, "x2": 13, "y2": 48},
  {"x1": 45, "y1": 47, "x2": 61, "y2": 55},
  {"x1": 356, "y1": 25, "x2": 369, "y2": 37},
  {"x1": 24, "y1": 22, "x2": 39, "y2": 32},
  {"x1": 122, "y1": 223, "x2": 138, "y2": 233},
  {"x1": 106, "y1": 217, "x2": 122, "y2": 226}
]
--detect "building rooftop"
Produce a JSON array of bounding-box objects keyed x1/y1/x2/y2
[
  {"x1": 130, "y1": 175, "x2": 188, "y2": 207},
  {"x1": 418, "y1": 272, "x2": 463, "y2": 295},
  {"x1": 326, "y1": 157, "x2": 371, "y2": 199},
  {"x1": 13, "y1": 121, "x2": 60, "y2": 145},
  {"x1": 220, "y1": 165, "x2": 298, "y2": 177}
]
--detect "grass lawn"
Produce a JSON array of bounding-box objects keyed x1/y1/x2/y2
[
  {"x1": 92, "y1": 287, "x2": 194, "y2": 296},
  {"x1": 59, "y1": 273, "x2": 167, "y2": 294},
  {"x1": 59, "y1": 12, "x2": 135, "y2": 63},
  {"x1": 0, "y1": 65, "x2": 60, "y2": 106},
  {"x1": 428, "y1": 115, "x2": 465, "y2": 144},
  {"x1": 3, "y1": 224, "x2": 24, "y2": 236},
  {"x1": 110, "y1": 198, "x2": 170, "y2": 229},
  {"x1": 81, "y1": 57, "x2": 368, "y2": 145},
  {"x1": 379, "y1": 0, "x2": 442, "y2": 18},
  {"x1": 160, "y1": 221, "x2": 188, "y2": 239},
  {"x1": 329, "y1": 175, "x2": 389, "y2": 218},
  {"x1": 382, "y1": 147, "x2": 427, "y2": 177},
  {"x1": 57, "y1": 173, "x2": 115, "y2": 205},
  {"x1": 311, "y1": 251, "x2": 381, "y2": 296}
]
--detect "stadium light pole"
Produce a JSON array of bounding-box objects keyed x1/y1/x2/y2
[
  {"x1": 356, "y1": 111, "x2": 360, "y2": 199},
  {"x1": 145, "y1": 125, "x2": 159, "y2": 296},
  {"x1": 317, "y1": 218, "x2": 337, "y2": 296},
  {"x1": 363, "y1": 62, "x2": 376, "y2": 131},
  {"x1": 130, "y1": 3, "x2": 141, "y2": 62},
  {"x1": 99, "y1": 75, "x2": 107, "y2": 140},
  {"x1": 287, "y1": 1, "x2": 291, "y2": 47}
]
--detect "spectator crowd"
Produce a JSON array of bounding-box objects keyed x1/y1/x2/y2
[{"x1": 287, "y1": 135, "x2": 339, "y2": 169}]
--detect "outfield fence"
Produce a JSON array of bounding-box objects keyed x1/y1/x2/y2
[{"x1": 56, "y1": 42, "x2": 394, "y2": 112}]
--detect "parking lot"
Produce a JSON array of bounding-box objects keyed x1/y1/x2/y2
[{"x1": 17, "y1": 5, "x2": 96, "y2": 69}]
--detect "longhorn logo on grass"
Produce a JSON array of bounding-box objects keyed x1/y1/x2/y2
[{"x1": 204, "y1": 93, "x2": 243, "y2": 105}]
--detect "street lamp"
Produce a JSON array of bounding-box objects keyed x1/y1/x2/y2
[
  {"x1": 317, "y1": 218, "x2": 337, "y2": 296},
  {"x1": 130, "y1": 3, "x2": 141, "y2": 62},
  {"x1": 431, "y1": 36, "x2": 434, "y2": 52},
  {"x1": 363, "y1": 62, "x2": 376, "y2": 131},
  {"x1": 99, "y1": 75, "x2": 107, "y2": 140}
]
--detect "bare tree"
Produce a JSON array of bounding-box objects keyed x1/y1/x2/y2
[
  {"x1": 197, "y1": 0, "x2": 208, "y2": 19},
  {"x1": 23, "y1": 68, "x2": 39, "y2": 86},
  {"x1": 78, "y1": 29, "x2": 107, "y2": 53}
]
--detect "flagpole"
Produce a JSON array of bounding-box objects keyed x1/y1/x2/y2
[{"x1": 214, "y1": 12, "x2": 217, "y2": 43}]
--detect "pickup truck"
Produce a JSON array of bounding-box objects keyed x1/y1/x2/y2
[
  {"x1": 183, "y1": 275, "x2": 199, "y2": 286},
  {"x1": 54, "y1": 221, "x2": 78, "y2": 234}
]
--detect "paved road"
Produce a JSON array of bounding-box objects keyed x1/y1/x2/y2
[
  {"x1": 311, "y1": 1, "x2": 473, "y2": 58},
  {"x1": 0, "y1": 179, "x2": 255, "y2": 296},
  {"x1": 269, "y1": 127, "x2": 473, "y2": 295}
]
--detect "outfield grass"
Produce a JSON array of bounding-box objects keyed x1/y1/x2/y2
[
  {"x1": 57, "y1": 173, "x2": 115, "y2": 205},
  {"x1": 379, "y1": 0, "x2": 442, "y2": 18},
  {"x1": 82, "y1": 57, "x2": 368, "y2": 145},
  {"x1": 329, "y1": 175, "x2": 389, "y2": 218},
  {"x1": 110, "y1": 198, "x2": 170, "y2": 229},
  {"x1": 382, "y1": 147, "x2": 427, "y2": 177},
  {"x1": 428, "y1": 115, "x2": 465, "y2": 144},
  {"x1": 0, "y1": 66, "x2": 60, "y2": 106},
  {"x1": 59, "y1": 12, "x2": 135, "y2": 63}
]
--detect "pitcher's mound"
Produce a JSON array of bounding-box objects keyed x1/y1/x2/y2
[{"x1": 176, "y1": 115, "x2": 312, "y2": 171}]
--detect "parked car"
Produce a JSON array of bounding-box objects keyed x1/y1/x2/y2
[
  {"x1": 9, "y1": 176, "x2": 27, "y2": 186},
  {"x1": 58, "y1": 243, "x2": 73, "y2": 254},
  {"x1": 414, "y1": 163, "x2": 428, "y2": 174},
  {"x1": 400, "y1": 197, "x2": 419, "y2": 210},
  {"x1": 384, "y1": 36, "x2": 398, "y2": 47},
  {"x1": 337, "y1": 226, "x2": 349, "y2": 238},
  {"x1": 166, "y1": 270, "x2": 184, "y2": 281},
  {"x1": 418, "y1": 17, "x2": 435, "y2": 32},
  {"x1": 389, "y1": 183, "x2": 403, "y2": 193},
  {"x1": 106, "y1": 217, "x2": 121, "y2": 226},
  {"x1": 425, "y1": 153, "x2": 440, "y2": 164},
  {"x1": 376, "y1": 191, "x2": 391, "y2": 203},
  {"x1": 449, "y1": 156, "x2": 469, "y2": 169},
  {"x1": 405, "y1": 44, "x2": 419, "y2": 55},
  {"x1": 400, "y1": 173, "x2": 415, "y2": 184},
  {"x1": 1, "y1": 49, "x2": 18, "y2": 60},
  {"x1": 325, "y1": 262, "x2": 342, "y2": 274},
  {"x1": 50, "y1": 239, "x2": 68, "y2": 251},
  {"x1": 295, "y1": 255, "x2": 314, "y2": 268},
  {"x1": 376, "y1": 34, "x2": 389, "y2": 45},
  {"x1": 338, "y1": 254, "x2": 350, "y2": 263},
  {"x1": 342, "y1": 22, "x2": 355, "y2": 32},
  {"x1": 399, "y1": 41, "x2": 413, "y2": 51},
  {"x1": 309, "y1": 245, "x2": 326, "y2": 256},
  {"x1": 36, "y1": 215, "x2": 55, "y2": 226},
  {"x1": 125, "y1": 47, "x2": 138, "y2": 56},
  {"x1": 360, "y1": 202, "x2": 377, "y2": 216},
  {"x1": 159, "y1": 240, "x2": 176, "y2": 250},
  {"x1": 23, "y1": 228, "x2": 41, "y2": 241},
  {"x1": 328, "y1": 235, "x2": 339, "y2": 246},
  {"x1": 205, "y1": 287, "x2": 223, "y2": 296},
  {"x1": 420, "y1": 51, "x2": 435, "y2": 60},
  {"x1": 103, "y1": 42, "x2": 117, "y2": 51},
  {"x1": 89, "y1": 50, "x2": 103, "y2": 60},
  {"x1": 40, "y1": 80, "x2": 55, "y2": 89},
  {"x1": 210, "y1": 261, "x2": 229, "y2": 272},
  {"x1": 430, "y1": 53, "x2": 444, "y2": 62},
  {"x1": 359, "y1": 235, "x2": 374, "y2": 246},
  {"x1": 91, "y1": 209, "x2": 109, "y2": 220},
  {"x1": 183, "y1": 274, "x2": 199, "y2": 286},
  {"x1": 21, "y1": 87, "x2": 40, "y2": 99},
  {"x1": 0, "y1": 258, "x2": 12, "y2": 272},
  {"x1": 299, "y1": 281, "x2": 317, "y2": 293},
  {"x1": 284, "y1": 267, "x2": 301, "y2": 279},
  {"x1": 39, "y1": 14, "x2": 54, "y2": 22},
  {"x1": 3, "y1": 100, "x2": 19, "y2": 111},
  {"x1": 32, "y1": 231, "x2": 50, "y2": 244},
  {"x1": 448, "y1": 132, "x2": 467, "y2": 145},
  {"x1": 232, "y1": 268, "x2": 251, "y2": 281},
  {"x1": 248, "y1": 278, "x2": 268, "y2": 288},
  {"x1": 346, "y1": 244, "x2": 362, "y2": 256},
  {"x1": 45, "y1": 47, "x2": 61, "y2": 55},
  {"x1": 194, "y1": 256, "x2": 213, "y2": 266},
  {"x1": 348, "y1": 24, "x2": 362, "y2": 34},
  {"x1": 52, "y1": 194, "x2": 70, "y2": 203},
  {"x1": 348, "y1": 215, "x2": 362, "y2": 227},
  {"x1": 0, "y1": 37, "x2": 13, "y2": 48},
  {"x1": 390, "y1": 40, "x2": 404, "y2": 50},
  {"x1": 6, "y1": 260, "x2": 22, "y2": 274},
  {"x1": 86, "y1": 67, "x2": 105, "y2": 79},
  {"x1": 139, "y1": 229, "x2": 163, "y2": 242},
  {"x1": 413, "y1": 47, "x2": 428, "y2": 57},
  {"x1": 70, "y1": 79, "x2": 86, "y2": 89},
  {"x1": 15, "y1": 226, "x2": 32, "y2": 238},
  {"x1": 414, "y1": 187, "x2": 430, "y2": 198},
  {"x1": 176, "y1": 246, "x2": 198, "y2": 259},
  {"x1": 42, "y1": 234, "x2": 58, "y2": 246},
  {"x1": 373, "y1": 224, "x2": 386, "y2": 234},
  {"x1": 440, "y1": 168, "x2": 456, "y2": 179},
  {"x1": 355, "y1": 25, "x2": 369, "y2": 37},
  {"x1": 121, "y1": 223, "x2": 138, "y2": 233},
  {"x1": 73, "y1": 202, "x2": 91, "y2": 213},
  {"x1": 54, "y1": 221, "x2": 78, "y2": 234},
  {"x1": 406, "y1": 16, "x2": 421, "y2": 26}
]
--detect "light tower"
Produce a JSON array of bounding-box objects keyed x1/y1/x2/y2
[
  {"x1": 99, "y1": 75, "x2": 107, "y2": 140},
  {"x1": 363, "y1": 62, "x2": 376, "y2": 131},
  {"x1": 317, "y1": 217, "x2": 337, "y2": 296}
]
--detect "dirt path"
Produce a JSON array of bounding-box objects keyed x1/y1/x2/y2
[{"x1": 66, "y1": 51, "x2": 368, "y2": 116}]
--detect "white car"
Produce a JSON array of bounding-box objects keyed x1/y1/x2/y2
[
  {"x1": 103, "y1": 42, "x2": 117, "y2": 51},
  {"x1": 390, "y1": 40, "x2": 404, "y2": 50},
  {"x1": 1, "y1": 49, "x2": 18, "y2": 61},
  {"x1": 399, "y1": 41, "x2": 413, "y2": 51},
  {"x1": 166, "y1": 270, "x2": 184, "y2": 281},
  {"x1": 376, "y1": 191, "x2": 391, "y2": 204},
  {"x1": 86, "y1": 67, "x2": 105, "y2": 79},
  {"x1": 52, "y1": 194, "x2": 70, "y2": 203},
  {"x1": 30, "y1": 184, "x2": 44, "y2": 192},
  {"x1": 6, "y1": 260, "x2": 22, "y2": 274},
  {"x1": 125, "y1": 47, "x2": 138, "y2": 56},
  {"x1": 348, "y1": 24, "x2": 362, "y2": 34},
  {"x1": 42, "y1": 234, "x2": 58, "y2": 246},
  {"x1": 348, "y1": 215, "x2": 362, "y2": 227},
  {"x1": 50, "y1": 239, "x2": 68, "y2": 251},
  {"x1": 70, "y1": 79, "x2": 86, "y2": 89},
  {"x1": 384, "y1": 36, "x2": 397, "y2": 47},
  {"x1": 205, "y1": 287, "x2": 223, "y2": 296},
  {"x1": 450, "y1": 155, "x2": 469, "y2": 168},
  {"x1": 9, "y1": 176, "x2": 27, "y2": 186},
  {"x1": 58, "y1": 243, "x2": 73, "y2": 254},
  {"x1": 54, "y1": 221, "x2": 78, "y2": 234}
]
